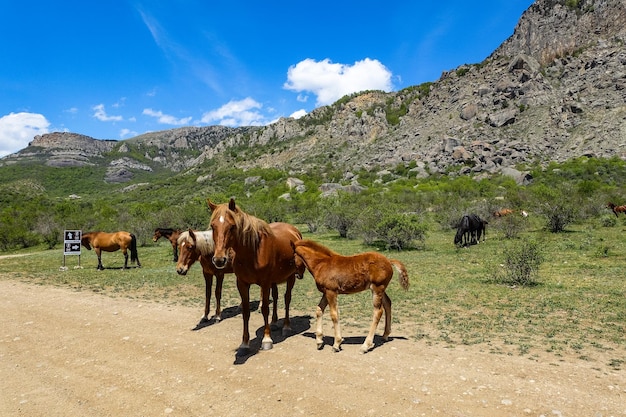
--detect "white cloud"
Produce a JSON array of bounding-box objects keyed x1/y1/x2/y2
[
  {"x1": 92, "y1": 104, "x2": 123, "y2": 122},
  {"x1": 120, "y1": 128, "x2": 138, "y2": 138},
  {"x1": 289, "y1": 109, "x2": 307, "y2": 119},
  {"x1": 284, "y1": 58, "x2": 393, "y2": 106},
  {"x1": 142, "y1": 108, "x2": 192, "y2": 125},
  {"x1": 0, "y1": 112, "x2": 50, "y2": 157},
  {"x1": 201, "y1": 97, "x2": 266, "y2": 127}
]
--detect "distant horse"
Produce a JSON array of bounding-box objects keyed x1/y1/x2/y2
[
  {"x1": 153, "y1": 228, "x2": 182, "y2": 262},
  {"x1": 81, "y1": 231, "x2": 141, "y2": 270},
  {"x1": 293, "y1": 239, "x2": 409, "y2": 353},
  {"x1": 454, "y1": 214, "x2": 487, "y2": 247},
  {"x1": 208, "y1": 198, "x2": 305, "y2": 352},
  {"x1": 607, "y1": 202, "x2": 626, "y2": 217},
  {"x1": 493, "y1": 208, "x2": 514, "y2": 217},
  {"x1": 176, "y1": 229, "x2": 281, "y2": 326}
]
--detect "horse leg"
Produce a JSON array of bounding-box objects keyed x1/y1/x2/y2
[
  {"x1": 260, "y1": 284, "x2": 274, "y2": 351},
  {"x1": 361, "y1": 290, "x2": 385, "y2": 354},
  {"x1": 315, "y1": 294, "x2": 328, "y2": 350},
  {"x1": 200, "y1": 273, "x2": 213, "y2": 324},
  {"x1": 95, "y1": 248, "x2": 104, "y2": 270},
  {"x1": 326, "y1": 292, "x2": 343, "y2": 352},
  {"x1": 122, "y1": 248, "x2": 129, "y2": 269},
  {"x1": 270, "y1": 283, "x2": 279, "y2": 327},
  {"x1": 214, "y1": 274, "x2": 224, "y2": 322},
  {"x1": 172, "y1": 242, "x2": 178, "y2": 262},
  {"x1": 281, "y1": 275, "x2": 295, "y2": 336},
  {"x1": 236, "y1": 279, "x2": 252, "y2": 352},
  {"x1": 381, "y1": 291, "x2": 392, "y2": 341}
]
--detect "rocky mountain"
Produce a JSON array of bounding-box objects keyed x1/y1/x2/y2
[{"x1": 3, "y1": 0, "x2": 626, "y2": 184}]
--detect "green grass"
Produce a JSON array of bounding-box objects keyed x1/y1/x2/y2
[{"x1": 1, "y1": 223, "x2": 625, "y2": 369}]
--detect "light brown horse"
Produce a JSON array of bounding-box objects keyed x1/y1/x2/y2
[
  {"x1": 175, "y1": 229, "x2": 281, "y2": 327},
  {"x1": 81, "y1": 231, "x2": 141, "y2": 270},
  {"x1": 208, "y1": 198, "x2": 305, "y2": 352},
  {"x1": 607, "y1": 202, "x2": 626, "y2": 217},
  {"x1": 493, "y1": 208, "x2": 514, "y2": 217},
  {"x1": 153, "y1": 228, "x2": 182, "y2": 262},
  {"x1": 293, "y1": 239, "x2": 410, "y2": 353}
]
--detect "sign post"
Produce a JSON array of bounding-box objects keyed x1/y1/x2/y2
[{"x1": 61, "y1": 230, "x2": 82, "y2": 270}]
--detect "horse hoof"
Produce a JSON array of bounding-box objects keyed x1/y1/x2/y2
[
  {"x1": 261, "y1": 340, "x2": 273, "y2": 351},
  {"x1": 317, "y1": 343, "x2": 324, "y2": 350},
  {"x1": 360, "y1": 344, "x2": 373, "y2": 354},
  {"x1": 281, "y1": 326, "x2": 293, "y2": 336},
  {"x1": 332, "y1": 346, "x2": 341, "y2": 353}
]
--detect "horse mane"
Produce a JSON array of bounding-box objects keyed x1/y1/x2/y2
[
  {"x1": 299, "y1": 239, "x2": 340, "y2": 257},
  {"x1": 178, "y1": 230, "x2": 215, "y2": 255},
  {"x1": 156, "y1": 227, "x2": 177, "y2": 234},
  {"x1": 212, "y1": 202, "x2": 272, "y2": 251}
]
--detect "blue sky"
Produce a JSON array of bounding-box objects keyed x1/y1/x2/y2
[{"x1": 0, "y1": 1, "x2": 534, "y2": 157}]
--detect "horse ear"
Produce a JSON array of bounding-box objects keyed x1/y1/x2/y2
[
  {"x1": 189, "y1": 229, "x2": 196, "y2": 240},
  {"x1": 207, "y1": 199, "x2": 217, "y2": 211},
  {"x1": 228, "y1": 198, "x2": 237, "y2": 212}
]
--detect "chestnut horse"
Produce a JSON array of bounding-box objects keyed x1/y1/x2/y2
[
  {"x1": 208, "y1": 198, "x2": 305, "y2": 352},
  {"x1": 607, "y1": 202, "x2": 626, "y2": 217},
  {"x1": 81, "y1": 231, "x2": 141, "y2": 270},
  {"x1": 493, "y1": 208, "x2": 514, "y2": 217},
  {"x1": 153, "y1": 228, "x2": 182, "y2": 262},
  {"x1": 175, "y1": 229, "x2": 281, "y2": 327},
  {"x1": 293, "y1": 239, "x2": 410, "y2": 353}
]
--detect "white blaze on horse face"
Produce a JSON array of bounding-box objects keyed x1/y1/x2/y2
[{"x1": 219, "y1": 215, "x2": 225, "y2": 223}]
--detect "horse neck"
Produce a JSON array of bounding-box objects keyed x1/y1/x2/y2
[
  {"x1": 296, "y1": 243, "x2": 334, "y2": 270},
  {"x1": 235, "y1": 211, "x2": 272, "y2": 253}
]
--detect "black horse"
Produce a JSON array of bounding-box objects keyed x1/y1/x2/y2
[{"x1": 454, "y1": 214, "x2": 488, "y2": 247}]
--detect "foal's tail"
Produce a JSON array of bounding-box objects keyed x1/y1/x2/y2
[
  {"x1": 390, "y1": 259, "x2": 410, "y2": 291},
  {"x1": 129, "y1": 233, "x2": 139, "y2": 263}
]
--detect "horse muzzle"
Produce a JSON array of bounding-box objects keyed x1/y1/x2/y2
[
  {"x1": 212, "y1": 256, "x2": 228, "y2": 269},
  {"x1": 176, "y1": 266, "x2": 188, "y2": 276}
]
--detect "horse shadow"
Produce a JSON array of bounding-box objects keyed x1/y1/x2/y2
[
  {"x1": 192, "y1": 301, "x2": 260, "y2": 331},
  {"x1": 93, "y1": 265, "x2": 142, "y2": 270},
  {"x1": 301, "y1": 332, "x2": 407, "y2": 353},
  {"x1": 233, "y1": 315, "x2": 312, "y2": 365}
]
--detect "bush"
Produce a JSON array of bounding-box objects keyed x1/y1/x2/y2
[
  {"x1": 321, "y1": 192, "x2": 362, "y2": 238},
  {"x1": 491, "y1": 239, "x2": 544, "y2": 286},
  {"x1": 492, "y1": 214, "x2": 526, "y2": 239},
  {"x1": 370, "y1": 212, "x2": 427, "y2": 251}
]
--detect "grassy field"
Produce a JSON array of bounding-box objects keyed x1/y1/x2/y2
[{"x1": 1, "y1": 218, "x2": 624, "y2": 369}]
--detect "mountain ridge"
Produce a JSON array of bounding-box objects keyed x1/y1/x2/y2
[{"x1": 3, "y1": 0, "x2": 625, "y2": 184}]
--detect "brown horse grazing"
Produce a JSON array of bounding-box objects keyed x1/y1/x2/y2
[
  {"x1": 607, "y1": 202, "x2": 626, "y2": 217},
  {"x1": 208, "y1": 198, "x2": 305, "y2": 352},
  {"x1": 293, "y1": 239, "x2": 410, "y2": 354},
  {"x1": 81, "y1": 231, "x2": 141, "y2": 270},
  {"x1": 493, "y1": 208, "x2": 514, "y2": 217},
  {"x1": 153, "y1": 228, "x2": 182, "y2": 262},
  {"x1": 176, "y1": 229, "x2": 281, "y2": 326}
]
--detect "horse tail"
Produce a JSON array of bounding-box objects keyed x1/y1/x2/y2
[
  {"x1": 130, "y1": 233, "x2": 139, "y2": 263},
  {"x1": 390, "y1": 259, "x2": 410, "y2": 291}
]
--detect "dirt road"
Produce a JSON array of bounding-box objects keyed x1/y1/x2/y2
[{"x1": 1, "y1": 280, "x2": 624, "y2": 416}]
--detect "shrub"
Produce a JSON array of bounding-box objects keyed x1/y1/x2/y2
[
  {"x1": 492, "y1": 214, "x2": 526, "y2": 239},
  {"x1": 491, "y1": 239, "x2": 544, "y2": 286},
  {"x1": 371, "y1": 213, "x2": 427, "y2": 250}
]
